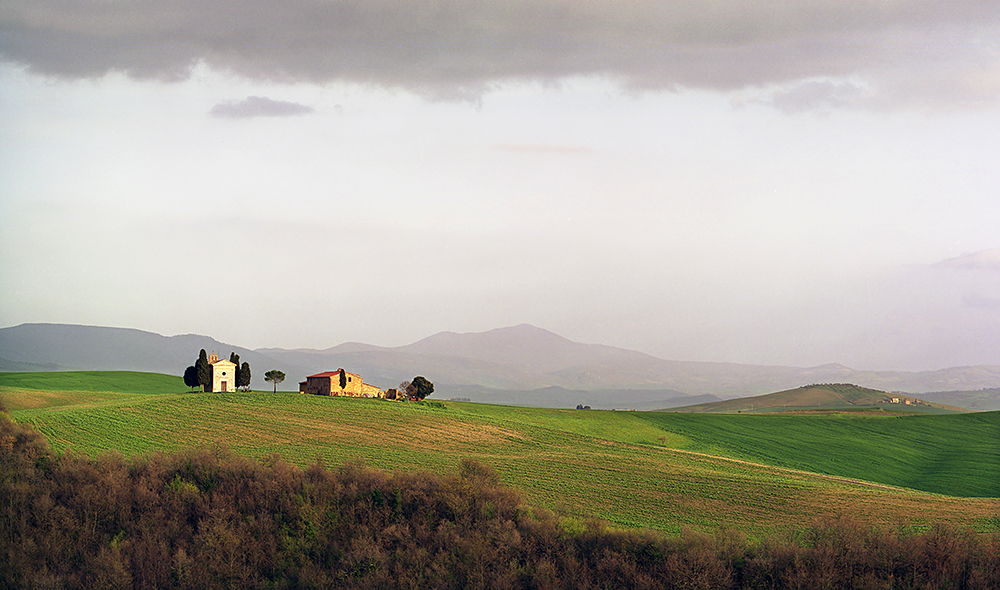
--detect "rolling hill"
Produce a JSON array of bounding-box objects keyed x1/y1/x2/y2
[
  {"x1": 670, "y1": 383, "x2": 968, "y2": 414},
  {"x1": 918, "y1": 388, "x2": 1000, "y2": 411},
  {"x1": 5, "y1": 323, "x2": 1000, "y2": 409},
  {"x1": 3, "y1": 371, "x2": 998, "y2": 537}
]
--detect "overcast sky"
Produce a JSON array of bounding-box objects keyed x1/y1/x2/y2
[{"x1": 2, "y1": 0, "x2": 1000, "y2": 371}]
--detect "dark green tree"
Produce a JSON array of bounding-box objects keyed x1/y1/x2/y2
[
  {"x1": 409, "y1": 376, "x2": 434, "y2": 400},
  {"x1": 264, "y1": 370, "x2": 285, "y2": 393},
  {"x1": 339, "y1": 368, "x2": 347, "y2": 390},
  {"x1": 183, "y1": 366, "x2": 199, "y2": 391},
  {"x1": 229, "y1": 353, "x2": 241, "y2": 390},
  {"x1": 195, "y1": 349, "x2": 211, "y2": 393},
  {"x1": 239, "y1": 361, "x2": 251, "y2": 391}
]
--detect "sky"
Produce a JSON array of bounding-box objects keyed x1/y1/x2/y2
[{"x1": 2, "y1": 0, "x2": 1000, "y2": 371}]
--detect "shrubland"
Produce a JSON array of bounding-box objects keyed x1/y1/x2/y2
[{"x1": 3, "y1": 404, "x2": 999, "y2": 590}]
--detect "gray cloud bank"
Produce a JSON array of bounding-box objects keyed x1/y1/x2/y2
[
  {"x1": 210, "y1": 96, "x2": 314, "y2": 118},
  {"x1": 2, "y1": 0, "x2": 998, "y2": 108}
]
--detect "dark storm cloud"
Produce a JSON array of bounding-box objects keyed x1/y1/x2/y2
[
  {"x1": 2, "y1": 0, "x2": 998, "y2": 106},
  {"x1": 209, "y1": 96, "x2": 314, "y2": 118}
]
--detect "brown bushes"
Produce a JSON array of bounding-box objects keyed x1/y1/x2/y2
[{"x1": 1, "y1": 413, "x2": 998, "y2": 589}]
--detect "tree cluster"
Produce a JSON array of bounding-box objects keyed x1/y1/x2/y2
[
  {"x1": 182, "y1": 349, "x2": 251, "y2": 392},
  {"x1": 229, "y1": 352, "x2": 252, "y2": 392},
  {"x1": 399, "y1": 376, "x2": 434, "y2": 401},
  {"x1": 2, "y1": 410, "x2": 998, "y2": 590}
]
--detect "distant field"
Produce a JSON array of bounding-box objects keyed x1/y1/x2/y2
[{"x1": 4, "y1": 372, "x2": 999, "y2": 537}]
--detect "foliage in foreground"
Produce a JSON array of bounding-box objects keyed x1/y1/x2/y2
[{"x1": 2, "y1": 411, "x2": 999, "y2": 590}]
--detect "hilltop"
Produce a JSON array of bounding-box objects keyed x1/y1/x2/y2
[{"x1": 670, "y1": 383, "x2": 968, "y2": 414}]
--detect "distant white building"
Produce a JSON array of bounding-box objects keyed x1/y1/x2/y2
[{"x1": 208, "y1": 354, "x2": 237, "y2": 392}]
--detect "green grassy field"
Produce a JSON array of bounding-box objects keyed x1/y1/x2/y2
[
  {"x1": 0, "y1": 370, "x2": 187, "y2": 395},
  {"x1": 3, "y1": 371, "x2": 998, "y2": 537},
  {"x1": 632, "y1": 412, "x2": 1000, "y2": 497}
]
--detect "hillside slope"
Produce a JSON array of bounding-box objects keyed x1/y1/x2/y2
[
  {"x1": 920, "y1": 388, "x2": 1000, "y2": 411},
  {"x1": 671, "y1": 383, "x2": 967, "y2": 414},
  {"x1": 6, "y1": 372, "x2": 997, "y2": 536}
]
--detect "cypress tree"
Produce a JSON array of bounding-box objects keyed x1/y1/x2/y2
[
  {"x1": 239, "y1": 362, "x2": 251, "y2": 391},
  {"x1": 229, "y1": 352, "x2": 240, "y2": 390},
  {"x1": 339, "y1": 368, "x2": 347, "y2": 390},
  {"x1": 195, "y1": 349, "x2": 211, "y2": 393}
]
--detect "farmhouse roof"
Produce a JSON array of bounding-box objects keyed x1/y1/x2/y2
[{"x1": 307, "y1": 369, "x2": 360, "y2": 378}]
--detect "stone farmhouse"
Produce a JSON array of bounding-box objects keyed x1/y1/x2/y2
[
  {"x1": 300, "y1": 369, "x2": 384, "y2": 398},
  {"x1": 208, "y1": 354, "x2": 237, "y2": 393}
]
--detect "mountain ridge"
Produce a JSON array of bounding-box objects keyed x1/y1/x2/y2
[{"x1": 0, "y1": 323, "x2": 312, "y2": 384}]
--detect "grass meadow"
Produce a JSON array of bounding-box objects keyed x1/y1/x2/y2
[
  {"x1": 631, "y1": 412, "x2": 1000, "y2": 498},
  {"x1": 3, "y1": 371, "x2": 998, "y2": 538}
]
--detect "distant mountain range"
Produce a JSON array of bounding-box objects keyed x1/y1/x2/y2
[{"x1": 3, "y1": 322, "x2": 1000, "y2": 410}]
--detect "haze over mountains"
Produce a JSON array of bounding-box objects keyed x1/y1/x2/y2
[{"x1": 3, "y1": 323, "x2": 1000, "y2": 409}]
